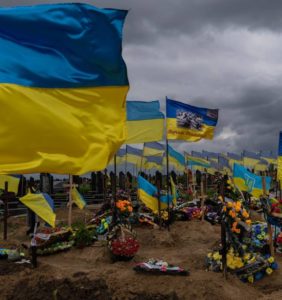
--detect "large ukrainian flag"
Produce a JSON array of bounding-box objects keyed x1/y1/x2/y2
[
  {"x1": 233, "y1": 163, "x2": 271, "y2": 198},
  {"x1": 0, "y1": 3, "x2": 128, "y2": 175},
  {"x1": 278, "y1": 132, "x2": 282, "y2": 184},
  {"x1": 166, "y1": 98, "x2": 218, "y2": 141},
  {"x1": 126, "y1": 101, "x2": 164, "y2": 144}
]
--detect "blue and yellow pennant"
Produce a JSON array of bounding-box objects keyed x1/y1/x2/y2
[
  {"x1": 0, "y1": 3, "x2": 129, "y2": 174},
  {"x1": 166, "y1": 98, "x2": 218, "y2": 141}
]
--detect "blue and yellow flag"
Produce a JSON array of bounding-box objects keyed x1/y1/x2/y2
[
  {"x1": 109, "y1": 149, "x2": 126, "y2": 166},
  {"x1": 126, "y1": 101, "x2": 164, "y2": 144},
  {"x1": 260, "y1": 151, "x2": 277, "y2": 165},
  {"x1": 166, "y1": 98, "x2": 218, "y2": 141},
  {"x1": 71, "y1": 187, "x2": 87, "y2": 210},
  {"x1": 144, "y1": 156, "x2": 163, "y2": 171},
  {"x1": 218, "y1": 156, "x2": 231, "y2": 175},
  {"x1": 19, "y1": 193, "x2": 56, "y2": 227},
  {"x1": 0, "y1": 4, "x2": 128, "y2": 175},
  {"x1": 254, "y1": 159, "x2": 268, "y2": 173},
  {"x1": 185, "y1": 153, "x2": 210, "y2": 168},
  {"x1": 233, "y1": 163, "x2": 271, "y2": 198},
  {"x1": 138, "y1": 176, "x2": 172, "y2": 212},
  {"x1": 202, "y1": 151, "x2": 219, "y2": 163},
  {"x1": 126, "y1": 145, "x2": 142, "y2": 166},
  {"x1": 278, "y1": 132, "x2": 282, "y2": 184},
  {"x1": 242, "y1": 151, "x2": 261, "y2": 169},
  {"x1": 0, "y1": 175, "x2": 20, "y2": 194},
  {"x1": 138, "y1": 175, "x2": 159, "y2": 212},
  {"x1": 168, "y1": 145, "x2": 185, "y2": 172},
  {"x1": 227, "y1": 152, "x2": 243, "y2": 169},
  {"x1": 143, "y1": 142, "x2": 165, "y2": 157}
]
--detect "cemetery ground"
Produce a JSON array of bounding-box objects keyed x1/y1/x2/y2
[{"x1": 1, "y1": 207, "x2": 282, "y2": 300}]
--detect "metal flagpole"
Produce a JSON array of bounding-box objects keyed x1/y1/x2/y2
[{"x1": 113, "y1": 154, "x2": 117, "y2": 223}]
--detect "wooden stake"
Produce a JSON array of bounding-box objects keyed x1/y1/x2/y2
[
  {"x1": 68, "y1": 175, "x2": 73, "y2": 227},
  {"x1": 156, "y1": 179, "x2": 162, "y2": 228},
  {"x1": 221, "y1": 219, "x2": 227, "y2": 279},
  {"x1": 3, "y1": 181, "x2": 8, "y2": 240},
  {"x1": 200, "y1": 176, "x2": 205, "y2": 221},
  {"x1": 262, "y1": 175, "x2": 275, "y2": 256}
]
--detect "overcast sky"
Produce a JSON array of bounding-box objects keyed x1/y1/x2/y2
[{"x1": 3, "y1": 0, "x2": 282, "y2": 156}]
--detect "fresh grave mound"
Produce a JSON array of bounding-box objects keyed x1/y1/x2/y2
[
  {"x1": 7, "y1": 275, "x2": 111, "y2": 300},
  {"x1": 7, "y1": 273, "x2": 180, "y2": 300},
  {"x1": 0, "y1": 260, "x2": 31, "y2": 276}
]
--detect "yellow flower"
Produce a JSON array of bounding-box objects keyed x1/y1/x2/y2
[
  {"x1": 246, "y1": 219, "x2": 252, "y2": 225},
  {"x1": 227, "y1": 202, "x2": 233, "y2": 208},
  {"x1": 248, "y1": 276, "x2": 254, "y2": 283},
  {"x1": 268, "y1": 257, "x2": 274, "y2": 264},
  {"x1": 266, "y1": 268, "x2": 273, "y2": 275}
]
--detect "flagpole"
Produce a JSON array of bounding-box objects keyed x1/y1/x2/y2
[
  {"x1": 113, "y1": 154, "x2": 117, "y2": 223},
  {"x1": 68, "y1": 174, "x2": 73, "y2": 227},
  {"x1": 166, "y1": 138, "x2": 170, "y2": 230}
]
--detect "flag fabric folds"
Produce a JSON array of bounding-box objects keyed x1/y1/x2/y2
[
  {"x1": 109, "y1": 149, "x2": 126, "y2": 166},
  {"x1": 0, "y1": 3, "x2": 129, "y2": 175},
  {"x1": 254, "y1": 159, "x2": 268, "y2": 173},
  {"x1": 168, "y1": 145, "x2": 185, "y2": 172},
  {"x1": 126, "y1": 145, "x2": 142, "y2": 166},
  {"x1": 233, "y1": 163, "x2": 271, "y2": 198},
  {"x1": 144, "y1": 156, "x2": 163, "y2": 171},
  {"x1": 71, "y1": 187, "x2": 86, "y2": 210},
  {"x1": 278, "y1": 132, "x2": 282, "y2": 184},
  {"x1": 227, "y1": 152, "x2": 243, "y2": 169},
  {"x1": 19, "y1": 193, "x2": 56, "y2": 227},
  {"x1": 126, "y1": 101, "x2": 164, "y2": 144},
  {"x1": 260, "y1": 151, "x2": 277, "y2": 165},
  {"x1": 202, "y1": 151, "x2": 219, "y2": 163},
  {"x1": 166, "y1": 98, "x2": 218, "y2": 141},
  {"x1": 137, "y1": 175, "x2": 159, "y2": 212},
  {"x1": 242, "y1": 151, "x2": 261, "y2": 169},
  {"x1": 137, "y1": 176, "x2": 172, "y2": 212},
  {"x1": 0, "y1": 175, "x2": 20, "y2": 194},
  {"x1": 185, "y1": 153, "x2": 210, "y2": 168},
  {"x1": 143, "y1": 142, "x2": 165, "y2": 157}
]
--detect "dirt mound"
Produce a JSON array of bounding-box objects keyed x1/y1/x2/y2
[
  {"x1": 7, "y1": 275, "x2": 110, "y2": 300},
  {"x1": 2, "y1": 214, "x2": 282, "y2": 299}
]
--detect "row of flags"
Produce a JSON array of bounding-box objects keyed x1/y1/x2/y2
[{"x1": 109, "y1": 142, "x2": 279, "y2": 175}]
